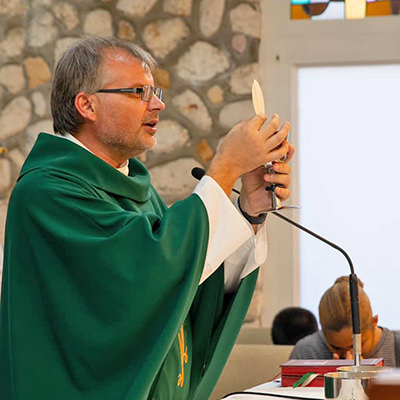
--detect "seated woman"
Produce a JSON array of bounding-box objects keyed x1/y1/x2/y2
[{"x1": 290, "y1": 276, "x2": 399, "y2": 367}]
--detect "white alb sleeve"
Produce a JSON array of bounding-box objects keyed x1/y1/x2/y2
[
  {"x1": 193, "y1": 176, "x2": 267, "y2": 289},
  {"x1": 223, "y1": 210, "x2": 268, "y2": 292}
]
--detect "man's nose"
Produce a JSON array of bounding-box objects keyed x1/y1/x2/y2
[{"x1": 148, "y1": 94, "x2": 165, "y2": 112}]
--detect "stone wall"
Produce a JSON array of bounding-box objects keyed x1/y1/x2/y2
[{"x1": 0, "y1": 0, "x2": 262, "y2": 325}]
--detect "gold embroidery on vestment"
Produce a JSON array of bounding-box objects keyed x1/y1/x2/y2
[{"x1": 177, "y1": 324, "x2": 188, "y2": 387}]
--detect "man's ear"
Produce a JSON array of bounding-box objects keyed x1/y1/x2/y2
[{"x1": 75, "y1": 92, "x2": 97, "y2": 122}]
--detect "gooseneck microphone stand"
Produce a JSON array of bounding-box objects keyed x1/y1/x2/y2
[
  {"x1": 270, "y1": 212, "x2": 361, "y2": 367},
  {"x1": 191, "y1": 167, "x2": 362, "y2": 367}
]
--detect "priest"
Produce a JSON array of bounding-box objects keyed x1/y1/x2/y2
[{"x1": 0, "y1": 36, "x2": 293, "y2": 400}]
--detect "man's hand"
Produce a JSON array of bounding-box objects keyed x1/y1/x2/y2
[
  {"x1": 239, "y1": 144, "x2": 295, "y2": 216},
  {"x1": 206, "y1": 114, "x2": 290, "y2": 196}
]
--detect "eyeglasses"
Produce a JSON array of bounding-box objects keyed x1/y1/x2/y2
[{"x1": 96, "y1": 85, "x2": 163, "y2": 102}]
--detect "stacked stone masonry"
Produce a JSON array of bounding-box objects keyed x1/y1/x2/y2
[{"x1": 0, "y1": 0, "x2": 262, "y2": 325}]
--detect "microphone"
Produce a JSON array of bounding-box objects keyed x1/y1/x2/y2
[
  {"x1": 191, "y1": 167, "x2": 205, "y2": 180},
  {"x1": 191, "y1": 167, "x2": 362, "y2": 366}
]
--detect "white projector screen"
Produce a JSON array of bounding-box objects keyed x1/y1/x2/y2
[{"x1": 298, "y1": 64, "x2": 400, "y2": 330}]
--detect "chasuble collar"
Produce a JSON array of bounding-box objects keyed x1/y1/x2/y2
[{"x1": 19, "y1": 132, "x2": 152, "y2": 203}]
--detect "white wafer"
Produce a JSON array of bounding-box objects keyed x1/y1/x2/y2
[{"x1": 252, "y1": 79, "x2": 265, "y2": 115}]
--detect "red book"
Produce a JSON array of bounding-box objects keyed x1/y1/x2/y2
[{"x1": 281, "y1": 358, "x2": 384, "y2": 387}]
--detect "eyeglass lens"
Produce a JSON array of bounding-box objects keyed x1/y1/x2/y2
[{"x1": 143, "y1": 86, "x2": 163, "y2": 102}]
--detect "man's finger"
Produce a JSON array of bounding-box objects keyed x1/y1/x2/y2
[
  {"x1": 284, "y1": 144, "x2": 295, "y2": 163},
  {"x1": 246, "y1": 113, "x2": 267, "y2": 131},
  {"x1": 259, "y1": 114, "x2": 281, "y2": 139},
  {"x1": 275, "y1": 187, "x2": 290, "y2": 201},
  {"x1": 263, "y1": 121, "x2": 290, "y2": 148},
  {"x1": 264, "y1": 172, "x2": 290, "y2": 188},
  {"x1": 272, "y1": 159, "x2": 291, "y2": 174},
  {"x1": 266, "y1": 142, "x2": 289, "y2": 162}
]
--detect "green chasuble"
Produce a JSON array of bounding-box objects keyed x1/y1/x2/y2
[{"x1": 0, "y1": 133, "x2": 259, "y2": 400}]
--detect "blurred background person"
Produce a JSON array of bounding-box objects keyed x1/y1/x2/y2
[
  {"x1": 271, "y1": 306, "x2": 318, "y2": 345},
  {"x1": 290, "y1": 276, "x2": 399, "y2": 367}
]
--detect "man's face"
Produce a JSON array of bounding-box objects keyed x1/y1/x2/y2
[{"x1": 93, "y1": 48, "x2": 165, "y2": 160}]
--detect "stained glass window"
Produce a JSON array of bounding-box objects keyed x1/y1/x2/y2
[{"x1": 291, "y1": 0, "x2": 400, "y2": 20}]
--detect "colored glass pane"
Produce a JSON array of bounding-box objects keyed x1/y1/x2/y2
[
  {"x1": 392, "y1": 0, "x2": 400, "y2": 15},
  {"x1": 345, "y1": 0, "x2": 366, "y2": 19},
  {"x1": 291, "y1": 0, "x2": 400, "y2": 19},
  {"x1": 367, "y1": 0, "x2": 392, "y2": 15},
  {"x1": 311, "y1": 2, "x2": 345, "y2": 19},
  {"x1": 292, "y1": 4, "x2": 311, "y2": 19}
]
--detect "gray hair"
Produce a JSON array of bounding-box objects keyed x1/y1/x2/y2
[{"x1": 51, "y1": 36, "x2": 156, "y2": 135}]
